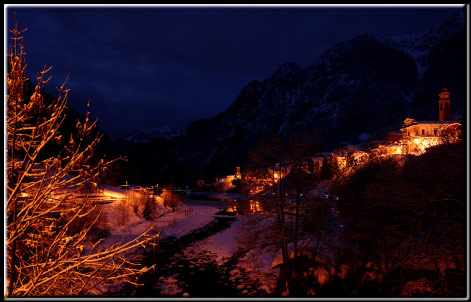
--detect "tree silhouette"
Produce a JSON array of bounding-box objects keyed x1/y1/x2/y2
[{"x1": 6, "y1": 21, "x2": 159, "y2": 297}]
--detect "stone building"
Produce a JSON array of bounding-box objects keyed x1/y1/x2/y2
[{"x1": 400, "y1": 88, "x2": 461, "y2": 154}]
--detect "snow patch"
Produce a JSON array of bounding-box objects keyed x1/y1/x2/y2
[
  {"x1": 238, "y1": 245, "x2": 278, "y2": 294},
  {"x1": 121, "y1": 125, "x2": 181, "y2": 143},
  {"x1": 155, "y1": 275, "x2": 183, "y2": 296},
  {"x1": 189, "y1": 216, "x2": 244, "y2": 264}
]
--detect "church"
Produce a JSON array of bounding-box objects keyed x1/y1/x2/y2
[{"x1": 400, "y1": 88, "x2": 461, "y2": 154}]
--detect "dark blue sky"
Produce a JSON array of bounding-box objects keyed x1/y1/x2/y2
[{"x1": 5, "y1": 5, "x2": 466, "y2": 139}]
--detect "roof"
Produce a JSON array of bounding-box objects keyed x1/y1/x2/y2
[
  {"x1": 415, "y1": 121, "x2": 458, "y2": 125},
  {"x1": 379, "y1": 143, "x2": 401, "y2": 148},
  {"x1": 351, "y1": 150, "x2": 368, "y2": 155},
  {"x1": 369, "y1": 140, "x2": 386, "y2": 144},
  {"x1": 314, "y1": 152, "x2": 331, "y2": 157},
  {"x1": 402, "y1": 120, "x2": 460, "y2": 128}
]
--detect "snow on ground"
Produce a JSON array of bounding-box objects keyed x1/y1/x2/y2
[
  {"x1": 85, "y1": 186, "x2": 220, "y2": 258},
  {"x1": 185, "y1": 215, "x2": 245, "y2": 263},
  {"x1": 102, "y1": 184, "x2": 127, "y2": 199},
  {"x1": 156, "y1": 206, "x2": 219, "y2": 239},
  {"x1": 236, "y1": 244, "x2": 279, "y2": 294},
  {"x1": 181, "y1": 214, "x2": 279, "y2": 294},
  {"x1": 92, "y1": 204, "x2": 219, "y2": 252},
  {"x1": 154, "y1": 274, "x2": 183, "y2": 296},
  {"x1": 85, "y1": 187, "x2": 280, "y2": 294},
  {"x1": 309, "y1": 180, "x2": 333, "y2": 198}
]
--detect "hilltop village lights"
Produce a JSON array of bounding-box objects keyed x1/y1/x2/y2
[
  {"x1": 311, "y1": 88, "x2": 461, "y2": 173},
  {"x1": 400, "y1": 88, "x2": 461, "y2": 154},
  {"x1": 207, "y1": 88, "x2": 462, "y2": 193}
]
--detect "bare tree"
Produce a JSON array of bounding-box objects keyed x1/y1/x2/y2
[
  {"x1": 320, "y1": 156, "x2": 339, "y2": 180},
  {"x1": 161, "y1": 185, "x2": 179, "y2": 212},
  {"x1": 245, "y1": 133, "x2": 320, "y2": 295},
  {"x1": 142, "y1": 192, "x2": 156, "y2": 220},
  {"x1": 127, "y1": 188, "x2": 147, "y2": 215},
  {"x1": 246, "y1": 134, "x2": 290, "y2": 294},
  {"x1": 6, "y1": 22, "x2": 159, "y2": 297},
  {"x1": 438, "y1": 123, "x2": 461, "y2": 145},
  {"x1": 282, "y1": 134, "x2": 319, "y2": 274}
]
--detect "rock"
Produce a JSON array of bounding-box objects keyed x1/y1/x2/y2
[
  {"x1": 150, "y1": 13, "x2": 466, "y2": 185},
  {"x1": 182, "y1": 292, "x2": 190, "y2": 297}
]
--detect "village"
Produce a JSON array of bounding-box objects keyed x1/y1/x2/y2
[
  {"x1": 68, "y1": 87, "x2": 462, "y2": 297},
  {"x1": 52, "y1": 86, "x2": 462, "y2": 233},
  {"x1": 6, "y1": 5, "x2": 467, "y2": 297},
  {"x1": 79, "y1": 87, "x2": 462, "y2": 212},
  {"x1": 200, "y1": 87, "x2": 462, "y2": 196}
]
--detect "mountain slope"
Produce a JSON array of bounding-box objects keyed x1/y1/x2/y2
[
  {"x1": 124, "y1": 12, "x2": 467, "y2": 186},
  {"x1": 119, "y1": 126, "x2": 182, "y2": 143}
]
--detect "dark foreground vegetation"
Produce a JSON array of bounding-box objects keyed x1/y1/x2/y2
[{"x1": 326, "y1": 141, "x2": 466, "y2": 296}]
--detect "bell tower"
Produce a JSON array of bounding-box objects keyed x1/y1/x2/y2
[
  {"x1": 439, "y1": 87, "x2": 450, "y2": 121},
  {"x1": 236, "y1": 167, "x2": 241, "y2": 179}
]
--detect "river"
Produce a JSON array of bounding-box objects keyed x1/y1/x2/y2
[{"x1": 113, "y1": 194, "x2": 271, "y2": 297}]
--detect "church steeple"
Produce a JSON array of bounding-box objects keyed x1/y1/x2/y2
[{"x1": 439, "y1": 87, "x2": 450, "y2": 121}]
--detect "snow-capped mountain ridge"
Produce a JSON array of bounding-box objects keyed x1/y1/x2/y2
[
  {"x1": 164, "y1": 12, "x2": 466, "y2": 184},
  {"x1": 121, "y1": 126, "x2": 181, "y2": 143},
  {"x1": 117, "y1": 12, "x2": 466, "y2": 185},
  {"x1": 387, "y1": 12, "x2": 465, "y2": 78}
]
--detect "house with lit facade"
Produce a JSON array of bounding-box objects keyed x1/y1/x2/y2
[
  {"x1": 214, "y1": 167, "x2": 242, "y2": 192},
  {"x1": 400, "y1": 88, "x2": 461, "y2": 154},
  {"x1": 230, "y1": 89, "x2": 461, "y2": 189}
]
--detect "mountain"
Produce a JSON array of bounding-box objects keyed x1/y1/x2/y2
[
  {"x1": 21, "y1": 79, "x2": 117, "y2": 163},
  {"x1": 122, "y1": 12, "x2": 467, "y2": 186},
  {"x1": 119, "y1": 126, "x2": 182, "y2": 143},
  {"x1": 111, "y1": 126, "x2": 182, "y2": 186}
]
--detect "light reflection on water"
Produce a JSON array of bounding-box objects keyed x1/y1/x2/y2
[
  {"x1": 225, "y1": 199, "x2": 263, "y2": 215},
  {"x1": 185, "y1": 193, "x2": 263, "y2": 215}
]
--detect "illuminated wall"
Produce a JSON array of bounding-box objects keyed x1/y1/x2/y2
[{"x1": 400, "y1": 122, "x2": 460, "y2": 154}]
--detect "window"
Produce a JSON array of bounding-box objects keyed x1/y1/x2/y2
[
  {"x1": 434, "y1": 129, "x2": 438, "y2": 135},
  {"x1": 440, "y1": 103, "x2": 443, "y2": 110},
  {"x1": 422, "y1": 129, "x2": 425, "y2": 135}
]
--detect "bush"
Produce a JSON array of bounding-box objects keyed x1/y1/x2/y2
[{"x1": 335, "y1": 142, "x2": 465, "y2": 296}]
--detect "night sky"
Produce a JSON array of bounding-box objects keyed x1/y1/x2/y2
[{"x1": 5, "y1": 5, "x2": 465, "y2": 139}]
